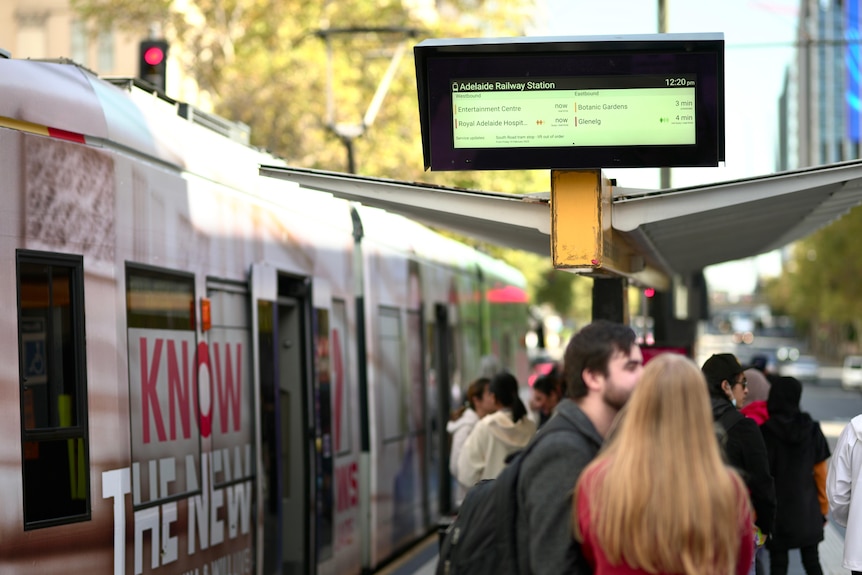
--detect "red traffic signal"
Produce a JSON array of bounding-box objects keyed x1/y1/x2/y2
[
  {"x1": 143, "y1": 45, "x2": 165, "y2": 66},
  {"x1": 644, "y1": 288, "x2": 656, "y2": 298},
  {"x1": 138, "y1": 39, "x2": 168, "y2": 92}
]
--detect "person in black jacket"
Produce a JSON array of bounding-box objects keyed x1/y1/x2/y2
[
  {"x1": 761, "y1": 376, "x2": 830, "y2": 575},
  {"x1": 703, "y1": 353, "x2": 777, "y2": 575}
]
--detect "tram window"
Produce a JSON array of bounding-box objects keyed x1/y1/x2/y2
[
  {"x1": 407, "y1": 310, "x2": 423, "y2": 434},
  {"x1": 380, "y1": 307, "x2": 406, "y2": 441},
  {"x1": 126, "y1": 266, "x2": 195, "y2": 330},
  {"x1": 125, "y1": 265, "x2": 200, "y2": 505},
  {"x1": 16, "y1": 250, "x2": 90, "y2": 528},
  {"x1": 332, "y1": 299, "x2": 352, "y2": 455}
]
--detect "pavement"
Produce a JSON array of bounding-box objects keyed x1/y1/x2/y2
[
  {"x1": 381, "y1": 524, "x2": 851, "y2": 575},
  {"x1": 814, "y1": 521, "x2": 851, "y2": 575}
]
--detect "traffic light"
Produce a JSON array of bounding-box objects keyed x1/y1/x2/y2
[{"x1": 138, "y1": 39, "x2": 168, "y2": 92}]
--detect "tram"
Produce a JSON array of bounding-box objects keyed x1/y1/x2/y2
[{"x1": 0, "y1": 56, "x2": 530, "y2": 574}]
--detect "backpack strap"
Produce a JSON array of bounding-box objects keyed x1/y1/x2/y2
[{"x1": 494, "y1": 424, "x2": 573, "y2": 574}]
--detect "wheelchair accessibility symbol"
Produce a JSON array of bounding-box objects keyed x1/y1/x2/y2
[
  {"x1": 25, "y1": 340, "x2": 46, "y2": 378},
  {"x1": 22, "y1": 320, "x2": 48, "y2": 384}
]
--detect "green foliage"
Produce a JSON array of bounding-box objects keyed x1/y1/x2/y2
[
  {"x1": 765, "y1": 205, "x2": 862, "y2": 354},
  {"x1": 71, "y1": 0, "x2": 577, "y2": 313},
  {"x1": 71, "y1": 0, "x2": 538, "y2": 181},
  {"x1": 71, "y1": 0, "x2": 172, "y2": 33},
  {"x1": 532, "y1": 267, "x2": 577, "y2": 316}
]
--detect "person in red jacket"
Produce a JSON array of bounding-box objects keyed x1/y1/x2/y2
[
  {"x1": 574, "y1": 353, "x2": 753, "y2": 575},
  {"x1": 740, "y1": 367, "x2": 772, "y2": 425},
  {"x1": 739, "y1": 366, "x2": 773, "y2": 575}
]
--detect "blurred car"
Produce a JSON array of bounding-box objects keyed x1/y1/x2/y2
[
  {"x1": 740, "y1": 348, "x2": 779, "y2": 374},
  {"x1": 778, "y1": 355, "x2": 820, "y2": 384},
  {"x1": 746, "y1": 350, "x2": 779, "y2": 374},
  {"x1": 842, "y1": 355, "x2": 862, "y2": 390}
]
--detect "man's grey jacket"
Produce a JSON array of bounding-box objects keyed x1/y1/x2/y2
[{"x1": 515, "y1": 398, "x2": 603, "y2": 574}]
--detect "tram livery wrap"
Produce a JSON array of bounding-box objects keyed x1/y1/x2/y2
[{"x1": 0, "y1": 57, "x2": 530, "y2": 575}]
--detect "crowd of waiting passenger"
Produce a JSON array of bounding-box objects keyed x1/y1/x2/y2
[{"x1": 443, "y1": 319, "x2": 862, "y2": 575}]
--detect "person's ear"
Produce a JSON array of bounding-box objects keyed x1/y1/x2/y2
[{"x1": 582, "y1": 368, "x2": 602, "y2": 392}]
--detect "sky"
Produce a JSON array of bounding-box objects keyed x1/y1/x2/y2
[{"x1": 535, "y1": 0, "x2": 799, "y2": 295}]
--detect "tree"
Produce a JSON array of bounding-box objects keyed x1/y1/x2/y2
[
  {"x1": 71, "y1": 0, "x2": 539, "y2": 180},
  {"x1": 72, "y1": 0, "x2": 580, "y2": 314},
  {"x1": 765, "y1": 204, "x2": 862, "y2": 356}
]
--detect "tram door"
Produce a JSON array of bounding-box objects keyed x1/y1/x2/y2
[
  {"x1": 278, "y1": 293, "x2": 311, "y2": 575},
  {"x1": 254, "y1": 265, "x2": 312, "y2": 575},
  {"x1": 433, "y1": 303, "x2": 453, "y2": 515}
]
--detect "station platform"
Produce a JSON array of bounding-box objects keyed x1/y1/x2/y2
[
  {"x1": 379, "y1": 524, "x2": 850, "y2": 575},
  {"x1": 379, "y1": 419, "x2": 856, "y2": 575},
  {"x1": 819, "y1": 522, "x2": 851, "y2": 575}
]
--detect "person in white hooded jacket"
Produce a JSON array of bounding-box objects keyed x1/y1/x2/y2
[
  {"x1": 827, "y1": 414, "x2": 862, "y2": 575},
  {"x1": 446, "y1": 377, "x2": 496, "y2": 505},
  {"x1": 456, "y1": 371, "x2": 537, "y2": 488}
]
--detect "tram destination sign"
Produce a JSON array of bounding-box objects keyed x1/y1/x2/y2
[{"x1": 414, "y1": 34, "x2": 725, "y2": 171}]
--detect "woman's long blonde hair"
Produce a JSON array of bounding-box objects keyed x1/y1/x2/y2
[{"x1": 573, "y1": 353, "x2": 750, "y2": 575}]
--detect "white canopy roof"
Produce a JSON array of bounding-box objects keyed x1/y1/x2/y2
[{"x1": 260, "y1": 161, "x2": 862, "y2": 279}]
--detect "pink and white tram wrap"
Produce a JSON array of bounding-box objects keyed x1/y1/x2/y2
[{"x1": 0, "y1": 57, "x2": 530, "y2": 574}]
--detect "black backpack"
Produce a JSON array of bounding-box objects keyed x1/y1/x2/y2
[{"x1": 436, "y1": 426, "x2": 566, "y2": 575}]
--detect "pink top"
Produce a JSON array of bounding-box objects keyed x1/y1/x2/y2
[{"x1": 740, "y1": 400, "x2": 770, "y2": 425}]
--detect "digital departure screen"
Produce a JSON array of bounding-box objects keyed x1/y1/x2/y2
[
  {"x1": 452, "y1": 75, "x2": 697, "y2": 149},
  {"x1": 414, "y1": 34, "x2": 725, "y2": 171}
]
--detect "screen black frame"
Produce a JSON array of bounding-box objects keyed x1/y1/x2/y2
[{"x1": 415, "y1": 34, "x2": 725, "y2": 171}]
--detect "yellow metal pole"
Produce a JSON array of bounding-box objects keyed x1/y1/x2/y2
[{"x1": 551, "y1": 169, "x2": 604, "y2": 270}]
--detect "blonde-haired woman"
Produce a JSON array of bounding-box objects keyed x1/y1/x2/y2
[{"x1": 573, "y1": 353, "x2": 754, "y2": 575}]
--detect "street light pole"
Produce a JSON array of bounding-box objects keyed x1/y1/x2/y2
[
  {"x1": 317, "y1": 26, "x2": 418, "y2": 174},
  {"x1": 658, "y1": 0, "x2": 668, "y2": 35},
  {"x1": 659, "y1": 0, "x2": 671, "y2": 190}
]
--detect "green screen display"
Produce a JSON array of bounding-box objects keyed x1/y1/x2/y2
[
  {"x1": 452, "y1": 75, "x2": 696, "y2": 149},
  {"x1": 415, "y1": 34, "x2": 724, "y2": 169}
]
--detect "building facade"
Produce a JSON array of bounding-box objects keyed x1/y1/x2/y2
[
  {"x1": 0, "y1": 0, "x2": 142, "y2": 76},
  {"x1": 784, "y1": 0, "x2": 862, "y2": 169}
]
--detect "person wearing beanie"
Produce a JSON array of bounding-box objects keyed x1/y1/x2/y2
[
  {"x1": 740, "y1": 368, "x2": 772, "y2": 425},
  {"x1": 703, "y1": 353, "x2": 777, "y2": 575},
  {"x1": 739, "y1": 367, "x2": 775, "y2": 575}
]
